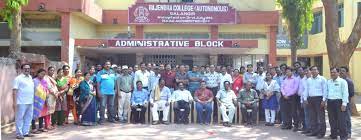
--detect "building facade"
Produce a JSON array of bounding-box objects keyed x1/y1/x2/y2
[
  {"x1": 0, "y1": 0, "x2": 278, "y2": 69},
  {"x1": 277, "y1": 0, "x2": 361, "y2": 93}
]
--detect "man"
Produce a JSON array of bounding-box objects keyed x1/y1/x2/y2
[
  {"x1": 303, "y1": 66, "x2": 327, "y2": 139},
  {"x1": 150, "y1": 79, "x2": 171, "y2": 125},
  {"x1": 280, "y1": 67, "x2": 300, "y2": 131},
  {"x1": 205, "y1": 65, "x2": 220, "y2": 123},
  {"x1": 96, "y1": 60, "x2": 117, "y2": 124},
  {"x1": 116, "y1": 65, "x2": 133, "y2": 123},
  {"x1": 216, "y1": 65, "x2": 222, "y2": 73},
  {"x1": 176, "y1": 65, "x2": 189, "y2": 88},
  {"x1": 148, "y1": 66, "x2": 161, "y2": 93},
  {"x1": 131, "y1": 81, "x2": 149, "y2": 124},
  {"x1": 293, "y1": 62, "x2": 302, "y2": 77},
  {"x1": 185, "y1": 65, "x2": 190, "y2": 73},
  {"x1": 172, "y1": 82, "x2": 193, "y2": 124},
  {"x1": 340, "y1": 66, "x2": 354, "y2": 138},
  {"x1": 161, "y1": 64, "x2": 176, "y2": 92},
  {"x1": 273, "y1": 66, "x2": 284, "y2": 124},
  {"x1": 134, "y1": 62, "x2": 150, "y2": 91},
  {"x1": 147, "y1": 63, "x2": 155, "y2": 76},
  {"x1": 188, "y1": 65, "x2": 202, "y2": 95},
  {"x1": 326, "y1": 68, "x2": 349, "y2": 140},
  {"x1": 194, "y1": 81, "x2": 214, "y2": 125},
  {"x1": 159, "y1": 64, "x2": 165, "y2": 73},
  {"x1": 243, "y1": 64, "x2": 257, "y2": 87},
  {"x1": 296, "y1": 67, "x2": 306, "y2": 132},
  {"x1": 255, "y1": 66, "x2": 266, "y2": 121},
  {"x1": 216, "y1": 81, "x2": 237, "y2": 127},
  {"x1": 13, "y1": 64, "x2": 35, "y2": 139},
  {"x1": 238, "y1": 82, "x2": 259, "y2": 126},
  {"x1": 299, "y1": 67, "x2": 312, "y2": 134},
  {"x1": 96, "y1": 64, "x2": 103, "y2": 73},
  {"x1": 219, "y1": 66, "x2": 233, "y2": 91}
]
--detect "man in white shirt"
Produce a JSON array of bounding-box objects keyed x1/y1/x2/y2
[
  {"x1": 150, "y1": 79, "x2": 172, "y2": 125},
  {"x1": 219, "y1": 66, "x2": 233, "y2": 91},
  {"x1": 216, "y1": 81, "x2": 237, "y2": 127},
  {"x1": 172, "y1": 82, "x2": 193, "y2": 124},
  {"x1": 134, "y1": 62, "x2": 150, "y2": 91},
  {"x1": 13, "y1": 64, "x2": 35, "y2": 139}
]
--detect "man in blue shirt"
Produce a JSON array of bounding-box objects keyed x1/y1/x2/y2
[
  {"x1": 188, "y1": 65, "x2": 202, "y2": 96},
  {"x1": 131, "y1": 81, "x2": 149, "y2": 124},
  {"x1": 96, "y1": 60, "x2": 117, "y2": 124},
  {"x1": 326, "y1": 68, "x2": 349, "y2": 140},
  {"x1": 340, "y1": 66, "x2": 354, "y2": 139}
]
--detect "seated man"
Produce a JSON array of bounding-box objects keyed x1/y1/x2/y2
[
  {"x1": 172, "y1": 82, "x2": 193, "y2": 124},
  {"x1": 238, "y1": 81, "x2": 259, "y2": 125},
  {"x1": 194, "y1": 81, "x2": 214, "y2": 125},
  {"x1": 150, "y1": 78, "x2": 171, "y2": 125},
  {"x1": 130, "y1": 81, "x2": 149, "y2": 124},
  {"x1": 216, "y1": 81, "x2": 237, "y2": 127}
]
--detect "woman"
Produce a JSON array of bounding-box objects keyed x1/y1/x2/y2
[
  {"x1": 79, "y1": 72, "x2": 97, "y2": 126},
  {"x1": 261, "y1": 72, "x2": 280, "y2": 126},
  {"x1": 232, "y1": 69, "x2": 243, "y2": 96},
  {"x1": 31, "y1": 69, "x2": 50, "y2": 133},
  {"x1": 53, "y1": 69, "x2": 68, "y2": 126},
  {"x1": 43, "y1": 66, "x2": 58, "y2": 130},
  {"x1": 67, "y1": 69, "x2": 83, "y2": 125}
]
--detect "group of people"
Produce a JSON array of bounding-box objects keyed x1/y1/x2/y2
[{"x1": 13, "y1": 61, "x2": 354, "y2": 140}]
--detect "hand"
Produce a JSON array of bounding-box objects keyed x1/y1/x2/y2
[
  {"x1": 341, "y1": 105, "x2": 347, "y2": 112},
  {"x1": 320, "y1": 101, "x2": 326, "y2": 108},
  {"x1": 165, "y1": 102, "x2": 170, "y2": 106},
  {"x1": 284, "y1": 96, "x2": 289, "y2": 100}
]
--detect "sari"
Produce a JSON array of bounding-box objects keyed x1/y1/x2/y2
[
  {"x1": 67, "y1": 76, "x2": 83, "y2": 123},
  {"x1": 232, "y1": 75, "x2": 243, "y2": 96},
  {"x1": 44, "y1": 75, "x2": 58, "y2": 114},
  {"x1": 79, "y1": 80, "x2": 97, "y2": 126},
  {"x1": 55, "y1": 77, "x2": 68, "y2": 111},
  {"x1": 33, "y1": 77, "x2": 49, "y2": 119}
]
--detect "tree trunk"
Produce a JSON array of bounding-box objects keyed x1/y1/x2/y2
[
  {"x1": 8, "y1": 7, "x2": 22, "y2": 59},
  {"x1": 288, "y1": 24, "x2": 299, "y2": 65}
]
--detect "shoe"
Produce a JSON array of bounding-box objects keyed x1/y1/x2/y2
[
  {"x1": 265, "y1": 123, "x2": 270, "y2": 126},
  {"x1": 16, "y1": 136, "x2": 24, "y2": 139},
  {"x1": 328, "y1": 135, "x2": 337, "y2": 139},
  {"x1": 152, "y1": 121, "x2": 159, "y2": 125},
  {"x1": 108, "y1": 120, "x2": 116, "y2": 123},
  {"x1": 281, "y1": 126, "x2": 292, "y2": 130},
  {"x1": 301, "y1": 130, "x2": 311, "y2": 134},
  {"x1": 205, "y1": 123, "x2": 210, "y2": 125},
  {"x1": 293, "y1": 127, "x2": 300, "y2": 132},
  {"x1": 163, "y1": 121, "x2": 170, "y2": 125},
  {"x1": 31, "y1": 130, "x2": 41, "y2": 134},
  {"x1": 38, "y1": 128, "x2": 48, "y2": 132},
  {"x1": 306, "y1": 133, "x2": 318, "y2": 137},
  {"x1": 24, "y1": 134, "x2": 34, "y2": 137},
  {"x1": 269, "y1": 123, "x2": 275, "y2": 126},
  {"x1": 316, "y1": 135, "x2": 324, "y2": 139}
]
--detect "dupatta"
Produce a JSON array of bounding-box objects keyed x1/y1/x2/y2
[{"x1": 33, "y1": 78, "x2": 48, "y2": 119}]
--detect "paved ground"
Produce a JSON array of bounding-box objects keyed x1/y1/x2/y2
[{"x1": 2, "y1": 96, "x2": 361, "y2": 140}]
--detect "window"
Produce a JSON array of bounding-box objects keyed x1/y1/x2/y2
[
  {"x1": 144, "y1": 33, "x2": 209, "y2": 39},
  {"x1": 0, "y1": 22, "x2": 10, "y2": 39},
  {"x1": 218, "y1": 33, "x2": 267, "y2": 39},
  {"x1": 311, "y1": 12, "x2": 323, "y2": 34},
  {"x1": 338, "y1": 3, "x2": 344, "y2": 27}
]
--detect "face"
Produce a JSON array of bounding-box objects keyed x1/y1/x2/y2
[
  {"x1": 247, "y1": 65, "x2": 253, "y2": 72},
  {"x1": 330, "y1": 69, "x2": 339, "y2": 79},
  {"x1": 76, "y1": 70, "x2": 82, "y2": 77},
  {"x1": 57, "y1": 70, "x2": 64, "y2": 77},
  {"x1": 240, "y1": 67, "x2": 246, "y2": 74},
  {"x1": 134, "y1": 65, "x2": 139, "y2": 71},
  {"x1": 179, "y1": 66, "x2": 185, "y2": 72},
  {"x1": 104, "y1": 62, "x2": 111, "y2": 70},
  {"x1": 38, "y1": 71, "x2": 46, "y2": 79},
  {"x1": 96, "y1": 65, "x2": 102, "y2": 71},
  {"x1": 233, "y1": 70, "x2": 240, "y2": 76},
  {"x1": 159, "y1": 64, "x2": 165, "y2": 70},
  {"x1": 294, "y1": 63, "x2": 301, "y2": 69},
  {"x1": 48, "y1": 68, "x2": 55, "y2": 76},
  {"x1": 89, "y1": 67, "x2": 95, "y2": 74},
  {"x1": 128, "y1": 67, "x2": 133, "y2": 72},
  {"x1": 340, "y1": 68, "x2": 347, "y2": 78},
  {"x1": 258, "y1": 67, "x2": 264, "y2": 73},
  {"x1": 245, "y1": 82, "x2": 252, "y2": 90},
  {"x1": 297, "y1": 68, "x2": 304, "y2": 75},
  {"x1": 117, "y1": 67, "x2": 122, "y2": 73},
  {"x1": 275, "y1": 67, "x2": 282, "y2": 75},
  {"x1": 123, "y1": 69, "x2": 128, "y2": 74},
  {"x1": 270, "y1": 68, "x2": 276, "y2": 75},
  {"x1": 147, "y1": 63, "x2": 152, "y2": 70},
  {"x1": 304, "y1": 69, "x2": 311, "y2": 77},
  {"x1": 22, "y1": 65, "x2": 31, "y2": 75},
  {"x1": 266, "y1": 73, "x2": 272, "y2": 80},
  {"x1": 224, "y1": 82, "x2": 231, "y2": 90},
  {"x1": 166, "y1": 64, "x2": 171, "y2": 71},
  {"x1": 311, "y1": 67, "x2": 319, "y2": 76},
  {"x1": 221, "y1": 67, "x2": 227, "y2": 74},
  {"x1": 281, "y1": 65, "x2": 287, "y2": 72},
  {"x1": 140, "y1": 64, "x2": 146, "y2": 71},
  {"x1": 286, "y1": 69, "x2": 293, "y2": 77},
  {"x1": 63, "y1": 66, "x2": 70, "y2": 75},
  {"x1": 85, "y1": 73, "x2": 91, "y2": 81},
  {"x1": 137, "y1": 82, "x2": 143, "y2": 89},
  {"x1": 159, "y1": 79, "x2": 165, "y2": 87},
  {"x1": 200, "y1": 82, "x2": 206, "y2": 89},
  {"x1": 192, "y1": 66, "x2": 198, "y2": 72},
  {"x1": 178, "y1": 83, "x2": 184, "y2": 90},
  {"x1": 185, "y1": 65, "x2": 190, "y2": 71},
  {"x1": 209, "y1": 65, "x2": 215, "y2": 72}
]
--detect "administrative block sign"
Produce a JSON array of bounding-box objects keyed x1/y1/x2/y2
[
  {"x1": 128, "y1": 3, "x2": 236, "y2": 24},
  {"x1": 108, "y1": 40, "x2": 235, "y2": 48}
]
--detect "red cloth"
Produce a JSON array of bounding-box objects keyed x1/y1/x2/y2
[
  {"x1": 194, "y1": 89, "x2": 214, "y2": 102},
  {"x1": 232, "y1": 76, "x2": 243, "y2": 96},
  {"x1": 161, "y1": 71, "x2": 176, "y2": 88}
]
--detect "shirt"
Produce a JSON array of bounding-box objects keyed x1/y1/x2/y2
[
  {"x1": 134, "y1": 70, "x2": 150, "y2": 88},
  {"x1": 131, "y1": 89, "x2": 149, "y2": 105},
  {"x1": 281, "y1": 76, "x2": 299, "y2": 97},
  {"x1": 219, "y1": 73, "x2": 233, "y2": 90},
  {"x1": 255, "y1": 73, "x2": 266, "y2": 90},
  {"x1": 326, "y1": 77, "x2": 349, "y2": 106},
  {"x1": 194, "y1": 88, "x2": 213, "y2": 102},
  {"x1": 96, "y1": 69, "x2": 116, "y2": 95},
  {"x1": 161, "y1": 71, "x2": 176, "y2": 89},
  {"x1": 188, "y1": 71, "x2": 201, "y2": 92},
  {"x1": 149, "y1": 86, "x2": 171, "y2": 103},
  {"x1": 116, "y1": 74, "x2": 133, "y2": 92},
  {"x1": 261, "y1": 80, "x2": 280, "y2": 93},
  {"x1": 298, "y1": 77, "x2": 308, "y2": 103},
  {"x1": 205, "y1": 72, "x2": 220, "y2": 88},
  {"x1": 176, "y1": 72, "x2": 189, "y2": 85},
  {"x1": 238, "y1": 89, "x2": 259, "y2": 104},
  {"x1": 243, "y1": 72, "x2": 257, "y2": 85},
  {"x1": 343, "y1": 77, "x2": 355, "y2": 100},
  {"x1": 303, "y1": 75, "x2": 327, "y2": 102},
  {"x1": 13, "y1": 74, "x2": 35, "y2": 104},
  {"x1": 216, "y1": 89, "x2": 237, "y2": 106},
  {"x1": 172, "y1": 89, "x2": 193, "y2": 102},
  {"x1": 148, "y1": 73, "x2": 161, "y2": 91}
]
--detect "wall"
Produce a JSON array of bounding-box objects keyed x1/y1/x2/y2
[
  {"x1": 95, "y1": 0, "x2": 135, "y2": 10},
  {"x1": 0, "y1": 58, "x2": 17, "y2": 126},
  {"x1": 96, "y1": 25, "x2": 133, "y2": 39},
  {"x1": 218, "y1": 0, "x2": 276, "y2": 11},
  {"x1": 143, "y1": 25, "x2": 209, "y2": 33},
  {"x1": 70, "y1": 14, "x2": 97, "y2": 39}
]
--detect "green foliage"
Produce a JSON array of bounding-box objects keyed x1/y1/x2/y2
[
  {"x1": 277, "y1": 0, "x2": 314, "y2": 47},
  {"x1": 0, "y1": 0, "x2": 29, "y2": 29}
]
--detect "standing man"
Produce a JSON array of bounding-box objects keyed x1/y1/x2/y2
[
  {"x1": 280, "y1": 67, "x2": 300, "y2": 131},
  {"x1": 340, "y1": 66, "x2": 354, "y2": 139},
  {"x1": 161, "y1": 64, "x2": 176, "y2": 93},
  {"x1": 116, "y1": 65, "x2": 133, "y2": 123},
  {"x1": 172, "y1": 82, "x2": 193, "y2": 124},
  {"x1": 300, "y1": 67, "x2": 312, "y2": 134},
  {"x1": 134, "y1": 62, "x2": 150, "y2": 91},
  {"x1": 255, "y1": 66, "x2": 266, "y2": 121},
  {"x1": 243, "y1": 64, "x2": 257, "y2": 88},
  {"x1": 205, "y1": 65, "x2": 220, "y2": 123},
  {"x1": 13, "y1": 64, "x2": 35, "y2": 139},
  {"x1": 303, "y1": 66, "x2": 327, "y2": 139},
  {"x1": 96, "y1": 60, "x2": 117, "y2": 124},
  {"x1": 216, "y1": 81, "x2": 237, "y2": 127},
  {"x1": 188, "y1": 65, "x2": 202, "y2": 96},
  {"x1": 326, "y1": 68, "x2": 349, "y2": 140},
  {"x1": 176, "y1": 65, "x2": 189, "y2": 88},
  {"x1": 148, "y1": 66, "x2": 161, "y2": 93},
  {"x1": 219, "y1": 66, "x2": 233, "y2": 91}
]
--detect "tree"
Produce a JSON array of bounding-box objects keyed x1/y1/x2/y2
[
  {"x1": 0, "y1": 0, "x2": 29, "y2": 59},
  {"x1": 277, "y1": 0, "x2": 315, "y2": 64},
  {"x1": 322, "y1": 0, "x2": 361, "y2": 116}
]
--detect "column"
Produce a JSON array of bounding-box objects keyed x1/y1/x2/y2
[
  {"x1": 135, "y1": 25, "x2": 144, "y2": 39},
  {"x1": 136, "y1": 53, "x2": 144, "y2": 64},
  {"x1": 61, "y1": 12, "x2": 70, "y2": 63},
  {"x1": 210, "y1": 25, "x2": 218, "y2": 40},
  {"x1": 268, "y1": 26, "x2": 277, "y2": 66},
  {"x1": 209, "y1": 54, "x2": 218, "y2": 65},
  {"x1": 210, "y1": 0, "x2": 217, "y2": 4}
]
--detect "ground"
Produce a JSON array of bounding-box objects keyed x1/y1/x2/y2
[{"x1": 2, "y1": 96, "x2": 361, "y2": 140}]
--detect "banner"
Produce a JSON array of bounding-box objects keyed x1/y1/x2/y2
[
  {"x1": 108, "y1": 40, "x2": 235, "y2": 48},
  {"x1": 128, "y1": 3, "x2": 236, "y2": 24}
]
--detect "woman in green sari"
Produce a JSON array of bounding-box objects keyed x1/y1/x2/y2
[{"x1": 52, "y1": 69, "x2": 68, "y2": 126}]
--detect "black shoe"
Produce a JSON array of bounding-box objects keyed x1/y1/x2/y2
[
  {"x1": 269, "y1": 123, "x2": 274, "y2": 126},
  {"x1": 16, "y1": 136, "x2": 24, "y2": 139},
  {"x1": 316, "y1": 135, "x2": 324, "y2": 139},
  {"x1": 24, "y1": 134, "x2": 34, "y2": 137},
  {"x1": 152, "y1": 121, "x2": 160, "y2": 125},
  {"x1": 328, "y1": 135, "x2": 337, "y2": 139},
  {"x1": 306, "y1": 133, "x2": 318, "y2": 136},
  {"x1": 265, "y1": 123, "x2": 270, "y2": 126},
  {"x1": 163, "y1": 121, "x2": 170, "y2": 125}
]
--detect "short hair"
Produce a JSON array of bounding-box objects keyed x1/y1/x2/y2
[
  {"x1": 340, "y1": 66, "x2": 349, "y2": 72},
  {"x1": 200, "y1": 80, "x2": 206, "y2": 84},
  {"x1": 139, "y1": 62, "x2": 145, "y2": 66},
  {"x1": 302, "y1": 66, "x2": 310, "y2": 71},
  {"x1": 21, "y1": 64, "x2": 31, "y2": 69},
  {"x1": 280, "y1": 63, "x2": 287, "y2": 68},
  {"x1": 177, "y1": 82, "x2": 184, "y2": 86},
  {"x1": 247, "y1": 64, "x2": 253, "y2": 68},
  {"x1": 223, "y1": 81, "x2": 230, "y2": 86},
  {"x1": 285, "y1": 67, "x2": 293, "y2": 71},
  {"x1": 37, "y1": 68, "x2": 46, "y2": 75},
  {"x1": 104, "y1": 60, "x2": 111, "y2": 65},
  {"x1": 62, "y1": 65, "x2": 70, "y2": 70},
  {"x1": 310, "y1": 66, "x2": 318, "y2": 70},
  {"x1": 48, "y1": 66, "x2": 55, "y2": 71},
  {"x1": 330, "y1": 67, "x2": 340, "y2": 72},
  {"x1": 136, "y1": 81, "x2": 142, "y2": 85},
  {"x1": 293, "y1": 61, "x2": 301, "y2": 66}
]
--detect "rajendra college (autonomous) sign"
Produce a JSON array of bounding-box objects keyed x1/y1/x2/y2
[{"x1": 128, "y1": 3, "x2": 236, "y2": 24}]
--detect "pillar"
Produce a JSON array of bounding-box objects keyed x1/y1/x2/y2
[
  {"x1": 136, "y1": 53, "x2": 144, "y2": 64},
  {"x1": 210, "y1": 0, "x2": 217, "y2": 4},
  {"x1": 209, "y1": 54, "x2": 218, "y2": 65},
  {"x1": 61, "y1": 12, "x2": 70, "y2": 63},
  {"x1": 210, "y1": 25, "x2": 218, "y2": 40},
  {"x1": 135, "y1": 25, "x2": 144, "y2": 39},
  {"x1": 268, "y1": 26, "x2": 277, "y2": 66}
]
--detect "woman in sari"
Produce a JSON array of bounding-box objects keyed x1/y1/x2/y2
[
  {"x1": 232, "y1": 69, "x2": 243, "y2": 96},
  {"x1": 31, "y1": 69, "x2": 50, "y2": 133},
  {"x1": 67, "y1": 69, "x2": 83, "y2": 125},
  {"x1": 79, "y1": 72, "x2": 97, "y2": 126},
  {"x1": 53, "y1": 69, "x2": 68, "y2": 126},
  {"x1": 43, "y1": 66, "x2": 57, "y2": 130}
]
